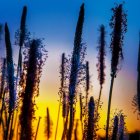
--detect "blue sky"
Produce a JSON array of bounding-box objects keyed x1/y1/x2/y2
[{"x1": 0, "y1": 0, "x2": 140, "y2": 70}]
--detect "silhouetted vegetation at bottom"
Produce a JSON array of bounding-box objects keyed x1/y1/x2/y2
[{"x1": 129, "y1": 131, "x2": 140, "y2": 140}]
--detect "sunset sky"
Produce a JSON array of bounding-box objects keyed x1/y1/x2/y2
[{"x1": 0, "y1": 0, "x2": 140, "y2": 139}]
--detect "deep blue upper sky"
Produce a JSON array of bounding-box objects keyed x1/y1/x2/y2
[{"x1": 0, "y1": 0, "x2": 140, "y2": 70}]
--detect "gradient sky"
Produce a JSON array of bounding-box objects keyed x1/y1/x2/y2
[{"x1": 0, "y1": 0, "x2": 140, "y2": 139}]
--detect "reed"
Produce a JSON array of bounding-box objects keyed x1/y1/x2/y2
[
  {"x1": 118, "y1": 114, "x2": 125, "y2": 140},
  {"x1": 44, "y1": 108, "x2": 52, "y2": 140},
  {"x1": 86, "y1": 96, "x2": 95, "y2": 140},
  {"x1": 106, "y1": 4, "x2": 127, "y2": 139},
  {"x1": 16, "y1": 6, "x2": 27, "y2": 80},
  {"x1": 55, "y1": 53, "x2": 68, "y2": 140},
  {"x1": 20, "y1": 39, "x2": 47, "y2": 140},
  {"x1": 34, "y1": 116, "x2": 41, "y2": 140},
  {"x1": 111, "y1": 115, "x2": 119, "y2": 140},
  {"x1": 5, "y1": 23, "x2": 16, "y2": 140},
  {"x1": 0, "y1": 58, "x2": 6, "y2": 138},
  {"x1": 68, "y1": 3, "x2": 85, "y2": 140},
  {"x1": 96, "y1": 25, "x2": 106, "y2": 111},
  {"x1": 85, "y1": 61, "x2": 89, "y2": 108},
  {"x1": 136, "y1": 32, "x2": 140, "y2": 113}
]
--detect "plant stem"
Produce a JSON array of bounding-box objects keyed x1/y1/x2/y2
[
  {"x1": 5, "y1": 112, "x2": 12, "y2": 140},
  {"x1": 97, "y1": 86, "x2": 102, "y2": 112},
  {"x1": 61, "y1": 108, "x2": 69, "y2": 140},
  {"x1": 54, "y1": 99, "x2": 61, "y2": 140},
  {"x1": 106, "y1": 75, "x2": 115, "y2": 140},
  {"x1": 9, "y1": 112, "x2": 15, "y2": 140},
  {"x1": 68, "y1": 98, "x2": 74, "y2": 140},
  {"x1": 34, "y1": 116, "x2": 41, "y2": 140}
]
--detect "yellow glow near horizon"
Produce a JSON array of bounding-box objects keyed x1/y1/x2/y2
[{"x1": 30, "y1": 50, "x2": 140, "y2": 139}]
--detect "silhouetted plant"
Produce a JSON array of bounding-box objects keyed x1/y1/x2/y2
[
  {"x1": 0, "y1": 24, "x2": 3, "y2": 40},
  {"x1": 111, "y1": 115, "x2": 118, "y2": 140},
  {"x1": 5, "y1": 23, "x2": 16, "y2": 140},
  {"x1": 60, "y1": 53, "x2": 70, "y2": 119},
  {"x1": 85, "y1": 61, "x2": 90, "y2": 108},
  {"x1": 83, "y1": 96, "x2": 95, "y2": 140},
  {"x1": 129, "y1": 131, "x2": 140, "y2": 140},
  {"x1": 0, "y1": 58, "x2": 6, "y2": 100},
  {"x1": 119, "y1": 114, "x2": 126, "y2": 140},
  {"x1": 5, "y1": 23, "x2": 16, "y2": 114},
  {"x1": 96, "y1": 25, "x2": 106, "y2": 111},
  {"x1": 108, "y1": 110, "x2": 126, "y2": 140},
  {"x1": 132, "y1": 33, "x2": 140, "y2": 119},
  {"x1": 106, "y1": 3, "x2": 127, "y2": 140},
  {"x1": 68, "y1": 3, "x2": 85, "y2": 140},
  {"x1": 55, "y1": 53, "x2": 69, "y2": 140},
  {"x1": 16, "y1": 6, "x2": 28, "y2": 78},
  {"x1": 44, "y1": 108, "x2": 53, "y2": 140},
  {"x1": 34, "y1": 116, "x2": 41, "y2": 140},
  {"x1": 19, "y1": 39, "x2": 47, "y2": 140},
  {"x1": 0, "y1": 58, "x2": 7, "y2": 138},
  {"x1": 79, "y1": 93, "x2": 84, "y2": 134}
]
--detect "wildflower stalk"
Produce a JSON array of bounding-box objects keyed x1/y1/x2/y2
[
  {"x1": 45, "y1": 108, "x2": 52, "y2": 140},
  {"x1": 0, "y1": 58, "x2": 6, "y2": 126},
  {"x1": 20, "y1": 40, "x2": 38, "y2": 140},
  {"x1": 106, "y1": 4, "x2": 127, "y2": 140},
  {"x1": 96, "y1": 25, "x2": 106, "y2": 111},
  {"x1": 111, "y1": 115, "x2": 119, "y2": 140},
  {"x1": 68, "y1": 3, "x2": 85, "y2": 140},
  {"x1": 34, "y1": 116, "x2": 41, "y2": 140},
  {"x1": 55, "y1": 53, "x2": 66, "y2": 140},
  {"x1": 61, "y1": 108, "x2": 69, "y2": 140},
  {"x1": 136, "y1": 32, "x2": 140, "y2": 112},
  {"x1": 16, "y1": 6, "x2": 27, "y2": 82},
  {"x1": 54, "y1": 99, "x2": 61, "y2": 140},
  {"x1": 118, "y1": 115, "x2": 125, "y2": 140},
  {"x1": 79, "y1": 94, "x2": 83, "y2": 133},
  {"x1": 20, "y1": 39, "x2": 47, "y2": 140},
  {"x1": 86, "y1": 96, "x2": 95, "y2": 140},
  {"x1": 85, "y1": 61, "x2": 89, "y2": 107},
  {"x1": 5, "y1": 23, "x2": 15, "y2": 140}
]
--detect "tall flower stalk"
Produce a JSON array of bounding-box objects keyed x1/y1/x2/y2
[
  {"x1": 20, "y1": 39, "x2": 47, "y2": 140},
  {"x1": 85, "y1": 61, "x2": 90, "y2": 108},
  {"x1": 5, "y1": 23, "x2": 16, "y2": 140},
  {"x1": 16, "y1": 6, "x2": 27, "y2": 84},
  {"x1": 111, "y1": 115, "x2": 119, "y2": 140},
  {"x1": 85, "y1": 96, "x2": 95, "y2": 140},
  {"x1": 118, "y1": 114, "x2": 125, "y2": 140},
  {"x1": 34, "y1": 117, "x2": 41, "y2": 140},
  {"x1": 55, "y1": 53, "x2": 67, "y2": 140},
  {"x1": 44, "y1": 108, "x2": 52, "y2": 140},
  {"x1": 0, "y1": 58, "x2": 6, "y2": 137},
  {"x1": 96, "y1": 25, "x2": 106, "y2": 111},
  {"x1": 132, "y1": 33, "x2": 140, "y2": 118},
  {"x1": 106, "y1": 4, "x2": 127, "y2": 140},
  {"x1": 68, "y1": 3, "x2": 85, "y2": 140},
  {"x1": 136, "y1": 32, "x2": 140, "y2": 113}
]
